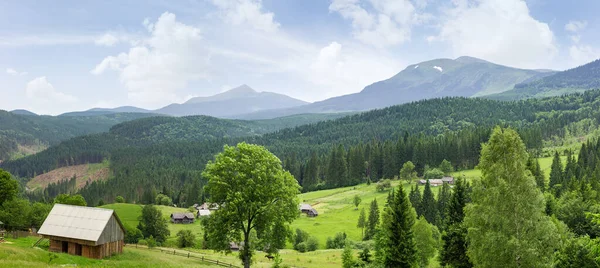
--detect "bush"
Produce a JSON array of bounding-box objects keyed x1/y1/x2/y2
[
  {"x1": 306, "y1": 237, "x2": 319, "y2": 251},
  {"x1": 176, "y1": 230, "x2": 196, "y2": 248},
  {"x1": 424, "y1": 168, "x2": 444, "y2": 180},
  {"x1": 326, "y1": 232, "x2": 347, "y2": 249},
  {"x1": 124, "y1": 225, "x2": 143, "y2": 244},
  {"x1": 115, "y1": 196, "x2": 125, "y2": 203},
  {"x1": 147, "y1": 236, "x2": 157, "y2": 248},
  {"x1": 296, "y1": 242, "x2": 307, "y2": 253},
  {"x1": 376, "y1": 179, "x2": 392, "y2": 192},
  {"x1": 155, "y1": 194, "x2": 173, "y2": 206},
  {"x1": 293, "y1": 228, "x2": 309, "y2": 251},
  {"x1": 138, "y1": 239, "x2": 148, "y2": 246}
]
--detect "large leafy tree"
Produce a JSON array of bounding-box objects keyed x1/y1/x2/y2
[
  {"x1": 464, "y1": 127, "x2": 559, "y2": 267},
  {"x1": 137, "y1": 204, "x2": 170, "y2": 243},
  {"x1": 376, "y1": 185, "x2": 417, "y2": 267},
  {"x1": 0, "y1": 169, "x2": 18, "y2": 205},
  {"x1": 400, "y1": 161, "x2": 417, "y2": 182},
  {"x1": 413, "y1": 216, "x2": 438, "y2": 268},
  {"x1": 202, "y1": 143, "x2": 300, "y2": 268}
]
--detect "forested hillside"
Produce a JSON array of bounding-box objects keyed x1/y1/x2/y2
[
  {"x1": 488, "y1": 59, "x2": 600, "y2": 100},
  {"x1": 0, "y1": 111, "x2": 156, "y2": 161},
  {"x1": 6, "y1": 90, "x2": 600, "y2": 205}
]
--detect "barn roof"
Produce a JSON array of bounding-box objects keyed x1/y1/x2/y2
[
  {"x1": 299, "y1": 203, "x2": 312, "y2": 210},
  {"x1": 38, "y1": 204, "x2": 124, "y2": 243},
  {"x1": 171, "y1": 212, "x2": 195, "y2": 219}
]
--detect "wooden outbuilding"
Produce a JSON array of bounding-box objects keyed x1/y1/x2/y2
[
  {"x1": 38, "y1": 204, "x2": 125, "y2": 259},
  {"x1": 171, "y1": 213, "x2": 196, "y2": 224}
]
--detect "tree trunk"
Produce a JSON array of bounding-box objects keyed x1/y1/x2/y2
[{"x1": 243, "y1": 230, "x2": 251, "y2": 268}]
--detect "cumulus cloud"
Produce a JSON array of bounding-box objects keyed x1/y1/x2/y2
[
  {"x1": 25, "y1": 76, "x2": 77, "y2": 103},
  {"x1": 329, "y1": 0, "x2": 425, "y2": 47},
  {"x1": 91, "y1": 12, "x2": 209, "y2": 107},
  {"x1": 563, "y1": 20, "x2": 599, "y2": 66},
  {"x1": 6, "y1": 68, "x2": 27, "y2": 76},
  {"x1": 307, "y1": 41, "x2": 401, "y2": 98},
  {"x1": 95, "y1": 33, "x2": 119, "y2": 46},
  {"x1": 208, "y1": 0, "x2": 280, "y2": 32},
  {"x1": 433, "y1": 0, "x2": 557, "y2": 69}
]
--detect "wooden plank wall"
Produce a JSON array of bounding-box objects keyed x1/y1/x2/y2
[{"x1": 49, "y1": 239, "x2": 62, "y2": 253}]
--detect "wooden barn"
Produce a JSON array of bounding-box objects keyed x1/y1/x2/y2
[
  {"x1": 171, "y1": 212, "x2": 195, "y2": 224},
  {"x1": 38, "y1": 204, "x2": 125, "y2": 259}
]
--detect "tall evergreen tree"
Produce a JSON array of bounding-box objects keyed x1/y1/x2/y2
[
  {"x1": 376, "y1": 184, "x2": 417, "y2": 267},
  {"x1": 437, "y1": 183, "x2": 452, "y2": 228},
  {"x1": 409, "y1": 184, "x2": 423, "y2": 217},
  {"x1": 526, "y1": 155, "x2": 545, "y2": 192},
  {"x1": 549, "y1": 151, "x2": 564, "y2": 194},
  {"x1": 303, "y1": 152, "x2": 319, "y2": 190},
  {"x1": 365, "y1": 199, "x2": 380, "y2": 240},
  {"x1": 440, "y1": 176, "x2": 472, "y2": 268},
  {"x1": 464, "y1": 127, "x2": 559, "y2": 267},
  {"x1": 421, "y1": 180, "x2": 437, "y2": 225},
  {"x1": 357, "y1": 208, "x2": 367, "y2": 239}
]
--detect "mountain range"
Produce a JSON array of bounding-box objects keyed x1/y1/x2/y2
[{"x1": 50, "y1": 56, "x2": 600, "y2": 119}]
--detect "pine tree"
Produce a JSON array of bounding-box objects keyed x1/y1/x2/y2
[
  {"x1": 421, "y1": 180, "x2": 437, "y2": 225},
  {"x1": 357, "y1": 208, "x2": 367, "y2": 239},
  {"x1": 549, "y1": 151, "x2": 563, "y2": 194},
  {"x1": 440, "y1": 176, "x2": 472, "y2": 268},
  {"x1": 364, "y1": 199, "x2": 380, "y2": 240},
  {"x1": 409, "y1": 184, "x2": 423, "y2": 217},
  {"x1": 376, "y1": 184, "x2": 417, "y2": 267},
  {"x1": 526, "y1": 155, "x2": 545, "y2": 192},
  {"x1": 437, "y1": 183, "x2": 452, "y2": 228},
  {"x1": 464, "y1": 127, "x2": 559, "y2": 267},
  {"x1": 303, "y1": 152, "x2": 319, "y2": 190}
]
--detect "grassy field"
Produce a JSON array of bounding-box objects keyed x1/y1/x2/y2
[{"x1": 0, "y1": 237, "x2": 224, "y2": 267}]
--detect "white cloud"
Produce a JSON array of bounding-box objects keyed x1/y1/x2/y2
[
  {"x1": 307, "y1": 41, "x2": 401, "y2": 98},
  {"x1": 25, "y1": 76, "x2": 77, "y2": 104},
  {"x1": 91, "y1": 12, "x2": 209, "y2": 107},
  {"x1": 95, "y1": 33, "x2": 119, "y2": 46},
  {"x1": 565, "y1": 20, "x2": 587, "y2": 33},
  {"x1": 6, "y1": 68, "x2": 27, "y2": 76},
  {"x1": 432, "y1": 0, "x2": 557, "y2": 69},
  {"x1": 329, "y1": 0, "x2": 425, "y2": 47},
  {"x1": 208, "y1": 0, "x2": 280, "y2": 32},
  {"x1": 569, "y1": 45, "x2": 600, "y2": 67}
]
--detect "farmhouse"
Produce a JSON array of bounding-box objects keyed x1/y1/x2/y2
[
  {"x1": 37, "y1": 204, "x2": 125, "y2": 259},
  {"x1": 418, "y1": 177, "x2": 454, "y2": 187},
  {"x1": 198, "y1": 203, "x2": 219, "y2": 211},
  {"x1": 299, "y1": 203, "x2": 318, "y2": 217},
  {"x1": 171, "y1": 213, "x2": 195, "y2": 224},
  {"x1": 197, "y1": 209, "x2": 211, "y2": 218},
  {"x1": 442, "y1": 176, "x2": 455, "y2": 184}
]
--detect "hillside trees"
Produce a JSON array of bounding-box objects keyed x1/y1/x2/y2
[
  {"x1": 375, "y1": 185, "x2": 417, "y2": 267},
  {"x1": 202, "y1": 143, "x2": 300, "y2": 268},
  {"x1": 439, "y1": 176, "x2": 472, "y2": 268},
  {"x1": 464, "y1": 127, "x2": 559, "y2": 267},
  {"x1": 0, "y1": 169, "x2": 18, "y2": 205},
  {"x1": 137, "y1": 205, "x2": 170, "y2": 243}
]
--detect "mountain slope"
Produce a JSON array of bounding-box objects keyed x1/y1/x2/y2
[
  {"x1": 156, "y1": 85, "x2": 308, "y2": 117},
  {"x1": 10, "y1": 109, "x2": 38, "y2": 116},
  {"x1": 237, "y1": 56, "x2": 553, "y2": 119},
  {"x1": 486, "y1": 59, "x2": 600, "y2": 100},
  {"x1": 0, "y1": 111, "x2": 156, "y2": 161}
]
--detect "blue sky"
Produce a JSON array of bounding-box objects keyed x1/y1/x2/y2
[{"x1": 1, "y1": 0, "x2": 600, "y2": 115}]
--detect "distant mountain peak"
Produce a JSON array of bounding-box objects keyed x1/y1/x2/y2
[
  {"x1": 454, "y1": 56, "x2": 488, "y2": 64},
  {"x1": 227, "y1": 84, "x2": 257, "y2": 94}
]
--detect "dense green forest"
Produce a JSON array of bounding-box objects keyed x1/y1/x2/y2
[
  {"x1": 5, "y1": 90, "x2": 600, "y2": 205},
  {"x1": 0, "y1": 111, "x2": 156, "y2": 161}
]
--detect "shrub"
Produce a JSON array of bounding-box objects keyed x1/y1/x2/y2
[
  {"x1": 176, "y1": 230, "x2": 196, "y2": 248},
  {"x1": 124, "y1": 225, "x2": 143, "y2": 244},
  {"x1": 155, "y1": 194, "x2": 173, "y2": 206},
  {"x1": 147, "y1": 236, "x2": 157, "y2": 248},
  {"x1": 326, "y1": 232, "x2": 347, "y2": 249},
  {"x1": 376, "y1": 179, "x2": 392, "y2": 192},
  {"x1": 306, "y1": 237, "x2": 319, "y2": 252},
  {"x1": 115, "y1": 196, "x2": 125, "y2": 203},
  {"x1": 293, "y1": 228, "x2": 309, "y2": 251},
  {"x1": 138, "y1": 239, "x2": 148, "y2": 246},
  {"x1": 296, "y1": 242, "x2": 307, "y2": 253}
]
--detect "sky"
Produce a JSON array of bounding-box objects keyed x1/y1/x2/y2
[{"x1": 1, "y1": 0, "x2": 600, "y2": 115}]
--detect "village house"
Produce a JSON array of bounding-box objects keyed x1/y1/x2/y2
[
  {"x1": 197, "y1": 209, "x2": 211, "y2": 218},
  {"x1": 37, "y1": 204, "x2": 125, "y2": 259},
  {"x1": 171, "y1": 213, "x2": 196, "y2": 224},
  {"x1": 299, "y1": 203, "x2": 318, "y2": 217},
  {"x1": 442, "y1": 176, "x2": 455, "y2": 184},
  {"x1": 418, "y1": 176, "x2": 454, "y2": 187},
  {"x1": 198, "y1": 203, "x2": 219, "y2": 211}
]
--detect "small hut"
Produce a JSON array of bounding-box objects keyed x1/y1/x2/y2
[
  {"x1": 38, "y1": 204, "x2": 125, "y2": 259},
  {"x1": 170, "y1": 213, "x2": 195, "y2": 224}
]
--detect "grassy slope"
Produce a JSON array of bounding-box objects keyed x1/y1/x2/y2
[
  {"x1": 0, "y1": 237, "x2": 222, "y2": 268},
  {"x1": 26, "y1": 161, "x2": 110, "y2": 191}
]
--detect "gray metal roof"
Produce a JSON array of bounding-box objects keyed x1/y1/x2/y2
[
  {"x1": 299, "y1": 203, "x2": 312, "y2": 210},
  {"x1": 38, "y1": 204, "x2": 118, "y2": 242}
]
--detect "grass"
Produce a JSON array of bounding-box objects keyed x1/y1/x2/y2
[{"x1": 0, "y1": 237, "x2": 223, "y2": 267}]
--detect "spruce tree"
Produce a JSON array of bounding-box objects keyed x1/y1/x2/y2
[
  {"x1": 549, "y1": 151, "x2": 563, "y2": 194},
  {"x1": 376, "y1": 184, "x2": 417, "y2": 267},
  {"x1": 526, "y1": 155, "x2": 545, "y2": 192},
  {"x1": 440, "y1": 176, "x2": 472, "y2": 268},
  {"x1": 365, "y1": 199, "x2": 380, "y2": 240},
  {"x1": 464, "y1": 127, "x2": 559, "y2": 267},
  {"x1": 437, "y1": 182, "x2": 452, "y2": 228},
  {"x1": 409, "y1": 184, "x2": 423, "y2": 217},
  {"x1": 357, "y1": 208, "x2": 367, "y2": 239},
  {"x1": 421, "y1": 180, "x2": 437, "y2": 224}
]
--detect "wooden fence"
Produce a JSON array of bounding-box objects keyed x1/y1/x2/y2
[{"x1": 125, "y1": 244, "x2": 239, "y2": 268}]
